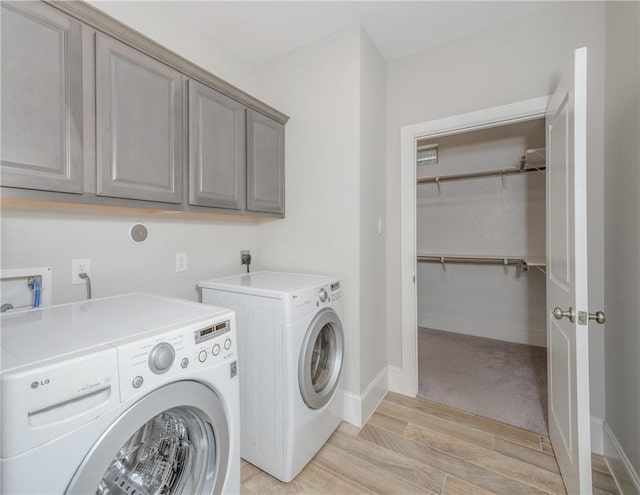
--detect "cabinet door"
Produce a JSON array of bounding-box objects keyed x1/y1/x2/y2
[
  {"x1": 1, "y1": 2, "x2": 83, "y2": 193},
  {"x1": 246, "y1": 109, "x2": 285, "y2": 215},
  {"x1": 96, "y1": 33, "x2": 183, "y2": 203},
  {"x1": 188, "y1": 80, "x2": 245, "y2": 209}
]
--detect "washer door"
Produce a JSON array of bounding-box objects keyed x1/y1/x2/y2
[
  {"x1": 299, "y1": 308, "x2": 344, "y2": 409},
  {"x1": 66, "y1": 381, "x2": 229, "y2": 495}
]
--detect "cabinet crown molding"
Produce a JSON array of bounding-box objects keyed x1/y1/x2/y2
[{"x1": 43, "y1": 0, "x2": 289, "y2": 125}]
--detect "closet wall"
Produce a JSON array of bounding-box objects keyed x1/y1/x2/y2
[{"x1": 416, "y1": 119, "x2": 547, "y2": 346}]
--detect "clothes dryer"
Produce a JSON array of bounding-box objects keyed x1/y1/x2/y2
[
  {"x1": 1, "y1": 293, "x2": 240, "y2": 495},
  {"x1": 199, "y1": 271, "x2": 344, "y2": 482}
]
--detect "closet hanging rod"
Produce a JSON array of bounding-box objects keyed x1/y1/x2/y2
[
  {"x1": 417, "y1": 255, "x2": 541, "y2": 272},
  {"x1": 417, "y1": 165, "x2": 545, "y2": 185}
]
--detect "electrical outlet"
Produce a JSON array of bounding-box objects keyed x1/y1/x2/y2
[
  {"x1": 240, "y1": 250, "x2": 251, "y2": 266},
  {"x1": 176, "y1": 252, "x2": 188, "y2": 272},
  {"x1": 72, "y1": 258, "x2": 91, "y2": 285}
]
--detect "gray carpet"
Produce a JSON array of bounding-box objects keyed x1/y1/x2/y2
[{"x1": 418, "y1": 328, "x2": 548, "y2": 435}]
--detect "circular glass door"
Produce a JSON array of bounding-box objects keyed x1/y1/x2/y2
[
  {"x1": 299, "y1": 309, "x2": 344, "y2": 409},
  {"x1": 97, "y1": 407, "x2": 212, "y2": 495},
  {"x1": 66, "y1": 381, "x2": 229, "y2": 495}
]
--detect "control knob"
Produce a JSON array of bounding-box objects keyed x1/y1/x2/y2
[
  {"x1": 319, "y1": 288, "x2": 328, "y2": 303},
  {"x1": 148, "y1": 342, "x2": 175, "y2": 375}
]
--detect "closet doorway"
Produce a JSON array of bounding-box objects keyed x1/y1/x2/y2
[
  {"x1": 397, "y1": 51, "x2": 597, "y2": 493},
  {"x1": 414, "y1": 119, "x2": 547, "y2": 434},
  {"x1": 394, "y1": 98, "x2": 551, "y2": 410}
]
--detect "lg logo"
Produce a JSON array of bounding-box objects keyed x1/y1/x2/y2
[{"x1": 30, "y1": 379, "x2": 50, "y2": 389}]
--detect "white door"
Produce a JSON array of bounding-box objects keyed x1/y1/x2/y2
[{"x1": 546, "y1": 46, "x2": 592, "y2": 495}]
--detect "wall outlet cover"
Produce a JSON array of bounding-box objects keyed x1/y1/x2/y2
[{"x1": 72, "y1": 259, "x2": 91, "y2": 285}]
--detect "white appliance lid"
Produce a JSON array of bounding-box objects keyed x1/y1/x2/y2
[
  {"x1": 198, "y1": 271, "x2": 337, "y2": 299},
  {"x1": 1, "y1": 293, "x2": 231, "y2": 373}
]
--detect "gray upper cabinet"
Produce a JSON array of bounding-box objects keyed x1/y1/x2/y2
[
  {"x1": 247, "y1": 109, "x2": 285, "y2": 215},
  {"x1": 1, "y1": 1, "x2": 83, "y2": 194},
  {"x1": 188, "y1": 80, "x2": 246, "y2": 210},
  {"x1": 96, "y1": 33, "x2": 183, "y2": 204}
]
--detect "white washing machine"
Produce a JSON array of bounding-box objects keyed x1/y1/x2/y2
[
  {"x1": 199, "y1": 271, "x2": 344, "y2": 482},
  {"x1": 1, "y1": 293, "x2": 240, "y2": 495}
]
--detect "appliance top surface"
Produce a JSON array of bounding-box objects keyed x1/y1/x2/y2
[
  {"x1": 199, "y1": 271, "x2": 338, "y2": 298},
  {"x1": 1, "y1": 293, "x2": 232, "y2": 373}
]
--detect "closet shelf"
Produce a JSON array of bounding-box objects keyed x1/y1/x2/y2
[
  {"x1": 417, "y1": 254, "x2": 546, "y2": 272},
  {"x1": 417, "y1": 148, "x2": 546, "y2": 185}
]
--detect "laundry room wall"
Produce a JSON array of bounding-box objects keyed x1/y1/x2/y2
[
  {"x1": 1, "y1": 2, "x2": 261, "y2": 305},
  {"x1": 254, "y1": 26, "x2": 388, "y2": 423},
  {"x1": 87, "y1": 1, "x2": 257, "y2": 95},
  {"x1": 603, "y1": 1, "x2": 640, "y2": 490},
  {"x1": 385, "y1": 1, "x2": 607, "y2": 428},
  {"x1": 358, "y1": 30, "x2": 387, "y2": 398},
  {"x1": 254, "y1": 25, "x2": 362, "y2": 400}
]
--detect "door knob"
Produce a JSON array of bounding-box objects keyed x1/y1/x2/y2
[
  {"x1": 588, "y1": 311, "x2": 606, "y2": 324},
  {"x1": 553, "y1": 306, "x2": 575, "y2": 322}
]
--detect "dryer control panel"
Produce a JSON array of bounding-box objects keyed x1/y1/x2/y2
[
  {"x1": 116, "y1": 314, "x2": 236, "y2": 402},
  {"x1": 286, "y1": 280, "x2": 342, "y2": 322}
]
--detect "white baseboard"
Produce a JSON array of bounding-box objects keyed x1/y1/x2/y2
[
  {"x1": 604, "y1": 421, "x2": 640, "y2": 495},
  {"x1": 342, "y1": 367, "x2": 388, "y2": 427},
  {"x1": 388, "y1": 365, "x2": 415, "y2": 396},
  {"x1": 591, "y1": 416, "x2": 604, "y2": 455},
  {"x1": 418, "y1": 313, "x2": 546, "y2": 347}
]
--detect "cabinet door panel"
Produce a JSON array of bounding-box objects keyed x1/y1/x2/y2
[
  {"x1": 1, "y1": 1, "x2": 83, "y2": 193},
  {"x1": 247, "y1": 109, "x2": 284, "y2": 215},
  {"x1": 188, "y1": 80, "x2": 245, "y2": 209},
  {"x1": 96, "y1": 33, "x2": 183, "y2": 203}
]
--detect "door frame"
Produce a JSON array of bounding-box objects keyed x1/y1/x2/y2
[{"x1": 391, "y1": 96, "x2": 550, "y2": 396}]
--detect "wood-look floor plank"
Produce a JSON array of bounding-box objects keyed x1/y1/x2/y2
[
  {"x1": 592, "y1": 469, "x2": 621, "y2": 495},
  {"x1": 591, "y1": 453, "x2": 611, "y2": 475},
  {"x1": 377, "y1": 400, "x2": 494, "y2": 449},
  {"x1": 540, "y1": 435, "x2": 555, "y2": 455},
  {"x1": 367, "y1": 412, "x2": 408, "y2": 435},
  {"x1": 593, "y1": 488, "x2": 617, "y2": 495},
  {"x1": 385, "y1": 392, "x2": 543, "y2": 451},
  {"x1": 336, "y1": 421, "x2": 361, "y2": 436},
  {"x1": 358, "y1": 423, "x2": 548, "y2": 495},
  {"x1": 404, "y1": 422, "x2": 566, "y2": 494},
  {"x1": 494, "y1": 437, "x2": 561, "y2": 474},
  {"x1": 442, "y1": 475, "x2": 496, "y2": 495},
  {"x1": 315, "y1": 441, "x2": 438, "y2": 495},
  {"x1": 241, "y1": 461, "x2": 311, "y2": 494},
  {"x1": 240, "y1": 395, "x2": 620, "y2": 495},
  {"x1": 299, "y1": 460, "x2": 377, "y2": 495},
  {"x1": 328, "y1": 430, "x2": 446, "y2": 494}
]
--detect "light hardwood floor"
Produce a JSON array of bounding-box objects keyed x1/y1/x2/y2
[{"x1": 241, "y1": 392, "x2": 620, "y2": 495}]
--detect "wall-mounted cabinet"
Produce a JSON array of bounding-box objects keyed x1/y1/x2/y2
[
  {"x1": 0, "y1": 1, "x2": 84, "y2": 194},
  {"x1": 96, "y1": 33, "x2": 184, "y2": 204},
  {"x1": 247, "y1": 109, "x2": 285, "y2": 215},
  {"x1": 188, "y1": 80, "x2": 246, "y2": 210},
  {"x1": 0, "y1": 1, "x2": 288, "y2": 218}
]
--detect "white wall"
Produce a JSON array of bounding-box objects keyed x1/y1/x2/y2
[
  {"x1": 358, "y1": 29, "x2": 387, "y2": 392},
  {"x1": 1, "y1": 2, "x2": 261, "y2": 306},
  {"x1": 254, "y1": 25, "x2": 388, "y2": 419},
  {"x1": 386, "y1": 2, "x2": 607, "y2": 421},
  {"x1": 603, "y1": 1, "x2": 640, "y2": 491},
  {"x1": 88, "y1": 1, "x2": 257, "y2": 95},
  {"x1": 254, "y1": 26, "x2": 362, "y2": 397},
  {"x1": 1, "y1": 208, "x2": 258, "y2": 303}
]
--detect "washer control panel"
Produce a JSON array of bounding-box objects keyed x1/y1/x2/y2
[{"x1": 117, "y1": 315, "x2": 236, "y2": 402}]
